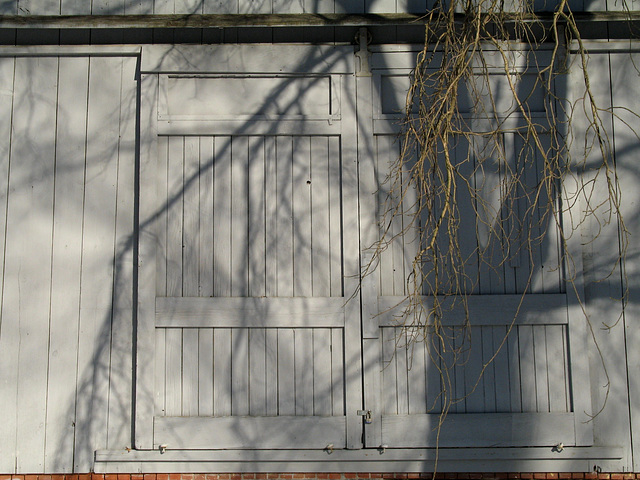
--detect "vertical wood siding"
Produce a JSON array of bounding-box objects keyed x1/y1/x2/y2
[
  {"x1": 0, "y1": 55, "x2": 137, "y2": 473},
  {"x1": 154, "y1": 327, "x2": 345, "y2": 417},
  {"x1": 156, "y1": 135, "x2": 343, "y2": 299},
  {"x1": 380, "y1": 325, "x2": 570, "y2": 415},
  {"x1": 375, "y1": 132, "x2": 564, "y2": 297}
]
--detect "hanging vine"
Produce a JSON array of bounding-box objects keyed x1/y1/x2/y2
[{"x1": 374, "y1": 0, "x2": 630, "y2": 461}]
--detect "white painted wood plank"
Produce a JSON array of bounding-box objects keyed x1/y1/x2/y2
[
  {"x1": 508, "y1": 326, "x2": 522, "y2": 412},
  {"x1": 135, "y1": 72, "x2": 159, "y2": 450},
  {"x1": 493, "y1": 326, "x2": 512, "y2": 412},
  {"x1": 142, "y1": 45, "x2": 355, "y2": 75},
  {"x1": 381, "y1": 412, "x2": 576, "y2": 447},
  {"x1": 249, "y1": 328, "x2": 267, "y2": 416},
  {"x1": 546, "y1": 324, "x2": 568, "y2": 412},
  {"x1": 43, "y1": 55, "x2": 87, "y2": 473},
  {"x1": 61, "y1": 0, "x2": 91, "y2": 14},
  {"x1": 340, "y1": 74, "x2": 363, "y2": 449},
  {"x1": 156, "y1": 136, "x2": 168, "y2": 296},
  {"x1": 198, "y1": 136, "x2": 214, "y2": 297},
  {"x1": 265, "y1": 329, "x2": 278, "y2": 415},
  {"x1": 156, "y1": 296, "x2": 346, "y2": 327},
  {"x1": 376, "y1": 136, "x2": 395, "y2": 297},
  {"x1": 481, "y1": 326, "x2": 497, "y2": 413},
  {"x1": 519, "y1": 325, "x2": 537, "y2": 412},
  {"x1": 182, "y1": 328, "x2": 199, "y2": 416},
  {"x1": 154, "y1": 0, "x2": 174, "y2": 13},
  {"x1": 155, "y1": 329, "x2": 166, "y2": 416},
  {"x1": 213, "y1": 328, "x2": 232, "y2": 416},
  {"x1": 182, "y1": 136, "x2": 200, "y2": 297},
  {"x1": 167, "y1": 136, "x2": 184, "y2": 297},
  {"x1": 425, "y1": 335, "x2": 442, "y2": 413},
  {"x1": 278, "y1": 328, "x2": 296, "y2": 415},
  {"x1": 328, "y1": 135, "x2": 342, "y2": 297},
  {"x1": 231, "y1": 328, "x2": 249, "y2": 416},
  {"x1": 3, "y1": 56, "x2": 56, "y2": 473},
  {"x1": 453, "y1": 329, "x2": 467, "y2": 413},
  {"x1": 213, "y1": 136, "x2": 232, "y2": 297},
  {"x1": 455, "y1": 136, "x2": 480, "y2": 294},
  {"x1": 407, "y1": 337, "x2": 427, "y2": 415},
  {"x1": 381, "y1": 327, "x2": 397, "y2": 414},
  {"x1": 264, "y1": 136, "x2": 278, "y2": 297},
  {"x1": 158, "y1": 120, "x2": 342, "y2": 137},
  {"x1": 395, "y1": 330, "x2": 409, "y2": 415},
  {"x1": 313, "y1": 329, "x2": 332, "y2": 415},
  {"x1": 155, "y1": 416, "x2": 346, "y2": 449},
  {"x1": 203, "y1": 0, "x2": 238, "y2": 13},
  {"x1": 310, "y1": 136, "x2": 331, "y2": 297},
  {"x1": 292, "y1": 136, "x2": 313, "y2": 297},
  {"x1": 175, "y1": 0, "x2": 203, "y2": 13},
  {"x1": 165, "y1": 328, "x2": 182, "y2": 416},
  {"x1": 533, "y1": 325, "x2": 550, "y2": 412},
  {"x1": 107, "y1": 54, "x2": 137, "y2": 451},
  {"x1": 377, "y1": 293, "x2": 569, "y2": 326},
  {"x1": 465, "y1": 326, "x2": 485, "y2": 412},
  {"x1": 248, "y1": 136, "x2": 266, "y2": 297},
  {"x1": 19, "y1": 0, "x2": 59, "y2": 14},
  {"x1": 0, "y1": 56, "x2": 14, "y2": 475},
  {"x1": 331, "y1": 328, "x2": 344, "y2": 416},
  {"x1": 198, "y1": 329, "x2": 214, "y2": 416},
  {"x1": 276, "y1": 136, "x2": 294, "y2": 297},
  {"x1": 295, "y1": 329, "x2": 314, "y2": 416},
  {"x1": 74, "y1": 55, "x2": 122, "y2": 471},
  {"x1": 231, "y1": 136, "x2": 249, "y2": 297}
]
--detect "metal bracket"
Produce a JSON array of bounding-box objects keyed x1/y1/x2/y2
[
  {"x1": 355, "y1": 27, "x2": 372, "y2": 77},
  {"x1": 357, "y1": 409, "x2": 373, "y2": 424}
]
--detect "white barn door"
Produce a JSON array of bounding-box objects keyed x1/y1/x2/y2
[
  {"x1": 359, "y1": 47, "x2": 594, "y2": 450},
  {"x1": 136, "y1": 45, "x2": 363, "y2": 451}
]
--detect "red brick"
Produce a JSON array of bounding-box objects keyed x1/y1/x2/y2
[
  {"x1": 622, "y1": 475, "x2": 634, "y2": 480},
  {"x1": 218, "y1": 475, "x2": 230, "y2": 480},
  {"x1": 40, "y1": 476, "x2": 53, "y2": 480},
  {"x1": 558, "y1": 474, "x2": 572, "y2": 479},
  {"x1": 117, "y1": 474, "x2": 129, "y2": 480},
  {"x1": 131, "y1": 474, "x2": 143, "y2": 480},
  {"x1": 469, "y1": 474, "x2": 483, "y2": 480},
  {"x1": 507, "y1": 475, "x2": 520, "y2": 480},
  {"x1": 521, "y1": 475, "x2": 534, "y2": 480},
  {"x1": 279, "y1": 475, "x2": 293, "y2": 480},
  {"x1": 407, "y1": 474, "x2": 420, "y2": 480},
  {"x1": 419, "y1": 474, "x2": 434, "y2": 480},
  {"x1": 584, "y1": 474, "x2": 598, "y2": 480},
  {"x1": 156, "y1": 475, "x2": 169, "y2": 480},
  {"x1": 598, "y1": 475, "x2": 610, "y2": 480},
  {"x1": 534, "y1": 474, "x2": 546, "y2": 479},
  {"x1": 572, "y1": 475, "x2": 585, "y2": 479},
  {"x1": 243, "y1": 475, "x2": 256, "y2": 480},
  {"x1": 546, "y1": 474, "x2": 558, "y2": 479}
]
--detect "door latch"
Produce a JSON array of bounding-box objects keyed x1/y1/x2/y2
[{"x1": 357, "y1": 409, "x2": 372, "y2": 424}]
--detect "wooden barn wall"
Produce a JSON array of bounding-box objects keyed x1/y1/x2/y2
[
  {"x1": 0, "y1": 53, "x2": 137, "y2": 473},
  {"x1": 0, "y1": 0, "x2": 623, "y2": 15},
  {"x1": 0, "y1": 43, "x2": 638, "y2": 474}
]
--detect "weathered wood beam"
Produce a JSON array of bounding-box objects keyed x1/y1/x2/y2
[{"x1": 0, "y1": 11, "x2": 639, "y2": 29}]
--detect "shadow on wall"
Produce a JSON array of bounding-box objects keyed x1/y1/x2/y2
[{"x1": 0, "y1": 0, "x2": 635, "y2": 473}]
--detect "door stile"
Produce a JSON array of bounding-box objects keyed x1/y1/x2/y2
[
  {"x1": 355, "y1": 51, "x2": 383, "y2": 449},
  {"x1": 342, "y1": 72, "x2": 366, "y2": 450},
  {"x1": 135, "y1": 72, "x2": 159, "y2": 450}
]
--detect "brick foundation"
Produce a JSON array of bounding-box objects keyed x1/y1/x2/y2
[{"x1": 1, "y1": 474, "x2": 638, "y2": 480}]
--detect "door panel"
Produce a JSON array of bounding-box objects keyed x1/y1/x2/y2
[{"x1": 137, "y1": 58, "x2": 362, "y2": 451}]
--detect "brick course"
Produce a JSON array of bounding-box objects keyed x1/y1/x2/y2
[{"x1": 1, "y1": 475, "x2": 639, "y2": 480}]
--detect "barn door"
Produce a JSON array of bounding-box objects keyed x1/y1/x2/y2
[
  {"x1": 135, "y1": 45, "x2": 363, "y2": 451},
  {"x1": 359, "y1": 49, "x2": 593, "y2": 450}
]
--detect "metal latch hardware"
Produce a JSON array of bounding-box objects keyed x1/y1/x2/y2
[{"x1": 357, "y1": 409, "x2": 372, "y2": 424}]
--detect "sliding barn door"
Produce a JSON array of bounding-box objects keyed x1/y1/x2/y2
[
  {"x1": 136, "y1": 46, "x2": 362, "y2": 451},
  {"x1": 360, "y1": 49, "x2": 593, "y2": 450}
]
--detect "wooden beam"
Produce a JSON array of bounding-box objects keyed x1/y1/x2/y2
[{"x1": 1, "y1": 12, "x2": 640, "y2": 29}]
